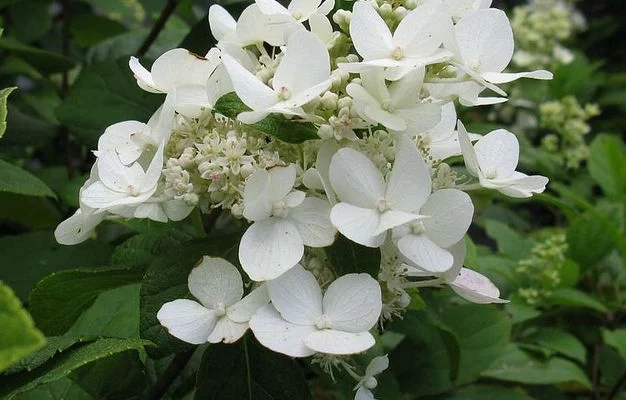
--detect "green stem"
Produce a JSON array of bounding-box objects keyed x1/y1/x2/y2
[
  {"x1": 243, "y1": 337, "x2": 253, "y2": 400},
  {"x1": 191, "y1": 208, "x2": 206, "y2": 238}
]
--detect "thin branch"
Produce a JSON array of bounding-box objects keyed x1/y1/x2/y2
[
  {"x1": 137, "y1": 0, "x2": 179, "y2": 57},
  {"x1": 143, "y1": 349, "x2": 195, "y2": 400},
  {"x1": 60, "y1": 0, "x2": 75, "y2": 179}
]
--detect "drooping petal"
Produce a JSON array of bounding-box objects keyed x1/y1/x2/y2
[
  {"x1": 133, "y1": 202, "x2": 168, "y2": 222},
  {"x1": 54, "y1": 208, "x2": 104, "y2": 245},
  {"x1": 350, "y1": 1, "x2": 393, "y2": 60},
  {"x1": 309, "y1": 12, "x2": 334, "y2": 44},
  {"x1": 449, "y1": 268, "x2": 508, "y2": 304},
  {"x1": 385, "y1": 134, "x2": 432, "y2": 213},
  {"x1": 239, "y1": 218, "x2": 304, "y2": 281},
  {"x1": 97, "y1": 121, "x2": 151, "y2": 165},
  {"x1": 397, "y1": 233, "x2": 453, "y2": 273},
  {"x1": 363, "y1": 104, "x2": 407, "y2": 131},
  {"x1": 207, "y1": 317, "x2": 248, "y2": 344},
  {"x1": 495, "y1": 172, "x2": 549, "y2": 198},
  {"x1": 221, "y1": 53, "x2": 278, "y2": 111},
  {"x1": 267, "y1": 264, "x2": 323, "y2": 325},
  {"x1": 322, "y1": 273, "x2": 382, "y2": 332},
  {"x1": 304, "y1": 330, "x2": 375, "y2": 355},
  {"x1": 188, "y1": 257, "x2": 244, "y2": 309},
  {"x1": 151, "y1": 48, "x2": 218, "y2": 92},
  {"x1": 398, "y1": 102, "x2": 442, "y2": 135},
  {"x1": 457, "y1": 120, "x2": 481, "y2": 177},
  {"x1": 162, "y1": 199, "x2": 194, "y2": 221},
  {"x1": 482, "y1": 70, "x2": 553, "y2": 83},
  {"x1": 330, "y1": 203, "x2": 385, "y2": 248},
  {"x1": 474, "y1": 129, "x2": 519, "y2": 179},
  {"x1": 421, "y1": 189, "x2": 473, "y2": 248},
  {"x1": 129, "y1": 57, "x2": 160, "y2": 93},
  {"x1": 157, "y1": 299, "x2": 219, "y2": 345},
  {"x1": 329, "y1": 148, "x2": 385, "y2": 208},
  {"x1": 288, "y1": 197, "x2": 336, "y2": 247},
  {"x1": 249, "y1": 304, "x2": 317, "y2": 357},
  {"x1": 443, "y1": 239, "x2": 467, "y2": 282},
  {"x1": 227, "y1": 284, "x2": 270, "y2": 323}
]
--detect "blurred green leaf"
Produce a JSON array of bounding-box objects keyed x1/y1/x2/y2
[
  {"x1": 524, "y1": 328, "x2": 586, "y2": 363},
  {"x1": 0, "y1": 38, "x2": 75, "y2": 75},
  {"x1": 442, "y1": 384, "x2": 533, "y2": 400},
  {"x1": 70, "y1": 14, "x2": 127, "y2": 48},
  {"x1": 0, "y1": 158, "x2": 55, "y2": 197},
  {"x1": 603, "y1": 329, "x2": 626, "y2": 360},
  {"x1": 325, "y1": 233, "x2": 380, "y2": 277},
  {"x1": 588, "y1": 134, "x2": 626, "y2": 200},
  {"x1": 547, "y1": 288, "x2": 608, "y2": 313},
  {"x1": 6, "y1": 0, "x2": 52, "y2": 44},
  {"x1": 567, "y1": 211, "x2": 616, "y2": 271},
  {"x1": 0, "y1": 282, "x2": 46, "y2": 373},
  {"x1": 483, "y1": 220, "x2": 534, "y2": 261},
  {"x1": 0, "y1": 86, "x2": 17, "y2": 138}
]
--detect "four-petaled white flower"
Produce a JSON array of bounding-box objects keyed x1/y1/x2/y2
[
  {"x1": 239, "y1": 164, "x2": 336, "y2": 281},
  {"x1": 222, "y1": 30, "x2": 331, "y2": 124},
  {"x1": 157, "y1": 256, "x2": 270, "y2": 344},
  {"x1": 340, "y1": 0, "x2": 452, "y2": 80},
  {"x1": 249, "y1": 265, "x2": 382, "y2": 357},
  {"x1": 354, "y1": 355, "x2": 389, "y2": 400},
  {"x1": 458, "y1": 121, "x2": 549, "y2": 198}
]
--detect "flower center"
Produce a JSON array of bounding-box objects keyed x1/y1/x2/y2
[
  {"x1": 291, "y1": 11, "x2": 303, "y2": 20},
  {"x1": 213, "y1": 301, "x2": 226, "y2": 316},
  {"x1": 127, "y1": 185, "x2": 140, "y2": 197},
  {"x1": 411, "y1": 220, "x2": 425, "y2": 235},
  {"x1": 277, "y1": 86, "x2": 291, "y2": 100},
  {"x1": 391, "y1": 47, "x2": 404, "y2": 61},
  {"x1": 484, "y1": 167, "x2": 497, "y2": 179},
  {"x1": 375, "y1": 198, "x2": 390, "y2": 212},
  {"x1": 469, "y1": 59, "x2": 482, "y2": 71},
  {"x1": 272, "y1": 200, "x2": 290, "y2": 218},
  {"x1": 315, "y1": 314, "x2": 332, "y2": 330},
  {"x1": 381, "y1": 101, "x2": 393, "y2": 112}
]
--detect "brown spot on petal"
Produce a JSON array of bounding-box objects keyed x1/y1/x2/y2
[{"x1": 187, "y1": 50, "x2": 207, "y2": 61}]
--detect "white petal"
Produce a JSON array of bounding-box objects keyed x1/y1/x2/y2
[
  {"x1": 450, "y1": 268, "x2": 508, "y2": 304},
  {"x1": 221, "y1": 53, "x2": 278, "y2": 111},
  {"x1": 208, "y1": 5, "x2": 236, "y2": 42},
  {"x1": 374, "y1": 210, "x2": 421, "y2": 236},
  {"x1": 288, "y1": 197, "x2": 336, "y2": 247},
  {"x1": 81, "y1": 181, "x2": 151, "y2": 209},
  {"x1": 189, "y1": 257, "x2": 244, "y2": 309},
  {"x1": 243, "y1": 169, "x2": 272, "y2": 221},
  {"x1": 96, "y1": 151, "x2": 145, "y2": 192},
  {"x1": 309, "y1": 12, "x2": 334, "y2": 43},
  {"x1": 304, "y1": 330, "x2": 375, "y2": 355},
  {"x1": 365, "y1": 354, "x2": 389, "y2": 376},
  {"x1": 207, "y1": 317, "x2": 248, "y2": 344},
  {"x1": 129, "y1": 57, "x2": 160, "y2": 93},
  {"x1": 317, "y1": 0, "x2": 335, "y2": 15},
  {"x1": 133, "y1": 202, "x2": 167, "y2": 222},
  {"x1": 397, "y1": 233, "x2": 453, "y2": 273},
  {"x1": 482, "y1": 70, "x2": 553, "y2": 84},
  {"x1": 273, "y1": 32, "x2": 330, "y2": 97},
  {"x1": 267, "y1": 264, "x2": 323, "y2": 325},
  {"x1": 151, "y1": 48, "x2": 217, "y2": 92},
  {"x1": 97, "y1": 120, "x2": 150, "y2": 165},
  {"x1": 385, "y1": 134, "x2": 432, "y2": 213},
  {"x1": 329, "y1": 148, "x2": 385, "y2": 208},
  {"x1": 237, "y1": 110, "x2": 271, "y2": 124},
  {"x1": 239, "y1": 218, "x2": 304, "y2": 281},
  {"x1": 256, "y1": 0, "x2": 288, "y2": 15},
  {"x1": 322, "y1": 273, "x2": 381, "y2": 332},
  {"x1": 457, "y1": 120, "x2": 481, "y2": 177},
  {"x1": 249, "y1": 304, "x2": 317, "y2": 357},
  {"x1": 267, "y1": 165, "x2": 297, "y2": 202},
  {"x1": 393, "y1": 1, "x2": 449, "y2": 57},
  {"x1": 227, "y1": 284, "x2": 270, "y2": 323},
  {"x1": 207, "y1": 64, "x2": 234, "y2": 106},
  {"x1": 162, "y1": 199, "x2": 194, "y2": 221},
  {"x1": 496, "y1": 173, "x2": 549, "y2": 198},
  {"x1": 350, "y1": 1, "x2": 393, "y2": 60},
  {"x1": 364, "y1": 104, "x2": 407, "y2": 131},
  {"x1": 171, "y1": 85, "x2": 211, "y2": 118},
  {"x1": 54, "y1": 208, "x2": 104, "y2": 245},
  {"x1": 355, "y1": 386, "x2": 376, "y2": 400},
  {"x1": 157, "y1": 299, "x2": 218, "y2": 344},
  {"x1": 398, "y1": 102, "x2": 442, "y2": 135},
  {"x1": 330, "y1": 203, "x2": 385, "y2": 248},
  {"x1": 443, "y1": 239, "x2": 467, "y2": 282},
  {"x1": 474, "y1": 129, "x2": 519, "y2": 178},
  {"x1": 421, "y1": 189, "x2": 473, "y2": 248}
]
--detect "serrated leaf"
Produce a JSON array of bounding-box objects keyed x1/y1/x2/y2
[
  {"x1": 0, "y1": 338, "x2": 153, "y2": 399},
  {"x1": 588, "y1": 134, "x2": 626, "y2": 200},
  {"x1": 0, "y1": 159, "x2": 55, "y2": 198},
  {"x1": 0, "y1": 282, "x2": 46, "y2": 373},
  {"x1": 195, "y1": 337, "x2": 312, "y2": 400},
  {"x1": 29, "y1": 267, "x2": 144, "y2": 336},
  {"x1": 324, "y1": 233, "x2": 380, "y2": 277},
  {"x1": 213, "y1": 93, "x2": 319, "y2": 144},
  {"x1": 4, "y1": 336, "x2": 95, "y2": 375},
  {"x1": 0, "y1": 86, "x2": 16, "y2": 138},
  {"x1": 0, "y1": 37, "x2": 75, "y2": 74},
  {"x1": 483, "y1": 344, "x2": 591, "y2": 389}
]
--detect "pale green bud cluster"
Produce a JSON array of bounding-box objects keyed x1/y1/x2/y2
[{"x1": 539, "y1": 96, "x2": 600, "y2": 169}]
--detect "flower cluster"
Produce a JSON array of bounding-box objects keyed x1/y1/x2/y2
[{"x1": 55, "y1": 0, "x2": 551, "y2": 396}]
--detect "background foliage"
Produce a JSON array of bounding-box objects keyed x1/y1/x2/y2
[{"x1": 0, "y1": 0, "x2": 625, "y2": 399}]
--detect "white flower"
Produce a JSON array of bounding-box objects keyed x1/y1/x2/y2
[
  {"x1": 157, "y1": 257, "x2": 270, "y2": 344},
  {"x1": 255, "y1": 0, "x2": 334, "y2": 22},
  {"x1": 309, "y1": 13, "x2": 340, "y2": 48},
  {"x1": 328, "y1": 134, "x2": 433, "y2": 248},
  {"x1": 129, "y1": 48, "x2": 220, "y2": 117},
  {"x1": 442, "y1": 0, "x2": 492, "y2": 21},
  {"x1": 222, "y1": 30, "x2": 331, "y2": 124},
  {"x1": 458, "y1": 121, "x2": 549, "y2": 198},
  {"x1": 347, "y1": 69, "x2": 441, "y2": 132},
  {"x1": 354, "y1": 355, "x2": 389, "y2": 400},
  {"x1": 249, "y1": 265, "x2": 382, "y2": 357},
  {"x1": 239, "y1": 164, "x2": 336, "y2": 281},
  {"x1": 339, "y1": 1, "x2": 452, "y2": 80}
]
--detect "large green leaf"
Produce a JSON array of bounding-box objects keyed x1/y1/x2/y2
[
  {"x1": 0, "y1": 338, "x2": 153, "y2": 399},
  {"x1": 194, "y1": 337, "x2": 312, "y2": 400},
  {"x1": 10, "y1": 378, "x2": 92, "y2": 400},
  {"x1": 0, "y1": 282, "x2": 45, "y2": 373},
  {"x1": 4, "y1": 336, "x2": 95, "y2": 375},
  {"x1": 55, "y1": 59, "x2": 163, "y2": 147},
  {"x1": 483, "y1": 220, "x2": 534, "y2": 260},
  {"x1": 567, "y1": 210, "x2": 617, "y2": 270},
  {"x1": 0, "y1": 38, "x2": 75, "y2": 75},
  {"x1": 324, "y1": 233, "x2": 380, "y2": 277},
  {"x1": 140, "y1": 235, "x2": 240, "y2": 358},
  {"x1": 442, "y1": 305, "x2": 512, "y2": 384},
  {"x1": 603, "y1": 329, "x2": 626, "y2": 360},
  {"x1": 482, "y1": 344, "x2": 591, "y2": 389},
  {"x1": 524, "y1": 328, "x2": 586, "y2": 364},
  {"x1": 0, "y1": 231, "x2": 113, "y2": 301},
  {"x1": 547, "y1": 288, "x2": 608, "y2": 313},
  {"x1": 29, "y1": 267, "x2": 144, "y2": 336},
  {"x1": 0, "y1": 159, "x2": 55, "y2": 198},
  {"x1": 588, "y1": 134, "x2": 626, "y2": 200},
  {"x1": 0, "y1": 86, "x2": 16, "y2": 138},
  {"x1": 213, "y1": 93, "x2": 319, "y2": 144}
]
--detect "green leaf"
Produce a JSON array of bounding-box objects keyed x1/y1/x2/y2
[
  {"x1": 140, "y1": 235, "x2": 240, "y2": 358},
  {"x1": 0, "y1": 282, "x2": 46, "y2": 373},
  {"x1": 69, "y1": 14, "x2": 127, "y2": 48},
  {"x1": 0, "y1": 37, "x2": 75, "y2": 75},
  {"x1": 194, "y1": 337, "x2": 312, "y2": 400},
  {"x1": 588, "y1": 134, "x2": 626, "y2": 200},
  {"x1": 482, "y1": 344, "x2": 591, "y2": 389},
  {"x1": 0, "y1": 158, "x2": 55, "y2": 198},
  {"x1": 567, "y1": 211, "x2": 617, "y2": 270},
  {"x1": 506, "y1": 296, "x2": 541, "y2": 325},
  {"x1": 29, "y1": 267, "x2": 144, "y2": 336},
  {"x1": 603, "y1": 329, "x2": 626, "y2": 360},
  {"x1": 213, "y1": 93, "x2": 319, "y2": 144},
  {"x1": 55, "y1": 59, "x2": 163, "y2": 147},
  {"x1": 324, "y1": 233, "x2": 381, "y2": 276},
  {"x1": 0, "y1": 231, "x2": 113, "y2": 300},
  {"x1": 443, "y1": 384, "x2": 533, "y2": 400},
  {"x1": 0, "y1": 193, "x2": 61, "y2": 229},
  {"x1": 4, "y1": 336, "x2": 95, "y2": 375},
  {"x1": 10, "y1": 378, "x2": 92, "y2": 400},
  {"x1": 547, "y1": 288, "x2": 608, "y2": 313},
  {"x1": 0, "y1": 86, "x2": 16, "y2": 138},
  {"x1": 0, "y1": 338, "x2": 153, "y2": 399},
  {"x1": 442, "y1": 305, "x2": 512, "y2": 384},
  {"x1": 524, "y1": 328, "x2": 586, "y2": 363},
  {"x1": 483, "y1": 220, "x2": 534, "y2": 260}
]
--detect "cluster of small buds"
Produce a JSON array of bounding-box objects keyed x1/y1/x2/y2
[
  {"x1": 517, "y1": 232, "x2": 569, "y2": 306},
  {"x1": 540, "y1": 96, "x2": 600, "y2": 169}
]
